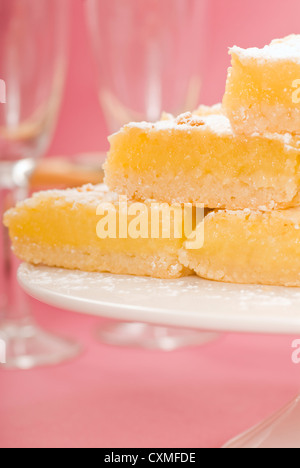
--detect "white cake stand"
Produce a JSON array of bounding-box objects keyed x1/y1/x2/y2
[{"x1": 18, "y1": 263, "x2": 300, "y2": 448}]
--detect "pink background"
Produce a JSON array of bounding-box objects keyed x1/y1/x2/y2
[
  {"x1": 48, "y1": 0, "x2": 300, "y2": 155},
  {"x1": 1, "y1": 0, "x2": 300, "y2": 448}
]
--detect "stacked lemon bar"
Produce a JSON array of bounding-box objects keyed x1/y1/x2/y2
[
  {"x1": 105, "y1": 35, "x2": 300, "y2": 287},
  {"x1": 4, "y1": 35, "x2": 300, "y2": 286},
  {"x1": 3, "y1": 184, "x2": 195, "y2": 279}
]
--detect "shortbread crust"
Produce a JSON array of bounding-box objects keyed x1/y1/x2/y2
[{"x1": 4, "y1": 184, "x2": 192, "y2": 279}]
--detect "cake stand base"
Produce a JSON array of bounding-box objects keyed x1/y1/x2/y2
[
  {"x1": 223, "y1": 395, "x2": 300, "y2": 448},
  {"x1": 97, "y1": 321, "x2": 219, "y2": 351},
  {"x1": 0, "y1": 318, "x2": 82, "y2": 370}
]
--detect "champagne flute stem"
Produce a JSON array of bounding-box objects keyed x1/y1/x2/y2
[
  {"x1": 0, "y1": 186, "x2": 9, "y2": 319},
  {"x1": 0, "y1": 161, "x2": 82, "y2": 370},
  {"x1": 0, "y1": 163, "x2": 32, "y2": 323}
]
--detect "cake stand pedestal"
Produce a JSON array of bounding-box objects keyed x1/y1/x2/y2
[
  {"x1": 18, "y1": 263, "x2": 300, "y2": 448},
  {"x1": 96, "y1": 321, "x2": 218, "y2": 351}
]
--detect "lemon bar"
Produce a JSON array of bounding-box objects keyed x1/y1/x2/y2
[
  {"x1": 3, "y1": 184, "x2": 193, "y2": 279},
  {"x1": 104, "y1": 110, "x2": 300, "y2": 210},
  {"x1": 179, "y1": 208, "x2": 300, "y2": 287},
  {"x1": 223, "y1": 35, "x2": 300, "y2": 135}
]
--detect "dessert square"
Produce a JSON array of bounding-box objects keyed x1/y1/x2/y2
[
  {"x1": 4, "y1": 184, "x2": 194, "y2": 279},
  {"x1": 223, "y1": 35, "x2": 300, "y2": 135},
  {"x1": 179, "y1": 207, "x2": 300, "y2": 287},
  {"x1": 104, "y1": 108, "x2": 300, "y2": 210}
]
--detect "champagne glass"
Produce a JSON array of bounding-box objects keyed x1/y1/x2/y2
[
  {"x1": 0, "y1": 0, "x2": 81, "y2": 369},
  {"x1": 86, "y1": 0, "x2": 208, "y2": 133},
  {"x1": 86, "y1": 0, "x2": 218, "y2": 350}
]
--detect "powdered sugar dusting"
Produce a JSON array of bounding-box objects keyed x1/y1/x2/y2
[
  {"x1": 18, "y1": 264, "x2": 300, "y2": 334},
  {"x1": 126, "y1": 112, "x2": 233, "y2": 136},
  {"x1": 16, "y1": 184, "x2": 118, "y2": 209},
  {"x1": 122, "y1": 110, "x2": 300, "y2": 149},
  {"x1": 206, "y1": 206, "x2": 300, "y2": 226},
  {"x1": 231, "y1": 34, "x2": 300, "y2": 65}
]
